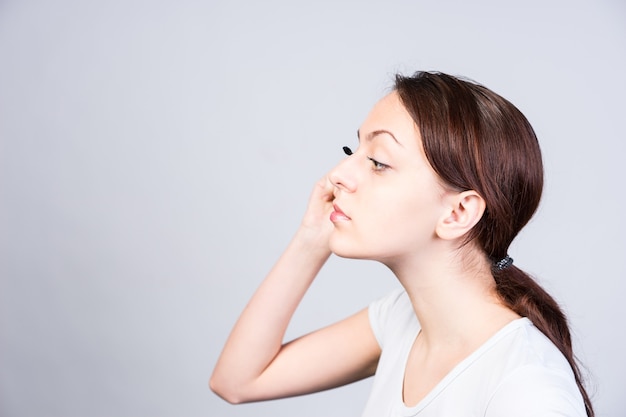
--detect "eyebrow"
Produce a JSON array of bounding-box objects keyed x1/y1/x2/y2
[{"x1": 357, "y1": 129, "x2": 403, "y2": 147}]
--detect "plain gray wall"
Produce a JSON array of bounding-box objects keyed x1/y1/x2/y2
[{"x1": 1, "y1": 0, "x2": 624, "y2": 416}]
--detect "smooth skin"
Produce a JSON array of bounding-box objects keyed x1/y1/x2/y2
[{"x1": 210, "y1": 92, "x2": 519, "y2": 406}]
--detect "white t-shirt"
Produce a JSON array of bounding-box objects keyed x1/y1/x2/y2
[{"x1": 362, "y1": 289, "x2": 587, "y2": 417}]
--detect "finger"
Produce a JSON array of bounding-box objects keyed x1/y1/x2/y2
[{"x1": 321, "y1": 176, "x2": 336, "y2": 202}]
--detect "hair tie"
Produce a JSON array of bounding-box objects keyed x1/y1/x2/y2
[{"x1": 494, "y1": 255, "x2": 513, "y2": 271}]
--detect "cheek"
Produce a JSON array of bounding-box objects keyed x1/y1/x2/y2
[
  {"x1": 371, "y1": 200, "x2": 434, "y2": 241},
  {"x1": 359, "y1": 193, "x2": 438, "y2": 244},
  {"x1": 367, "y1": 183, "x2": 442, "y2": 238},
  {"x1": 329, "y1": 177, "x2": 445, "y2": 258}
]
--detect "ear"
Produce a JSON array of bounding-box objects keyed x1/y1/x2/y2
[{"x1": 436, "y1": 190, "x2": 486, "y2": 241}]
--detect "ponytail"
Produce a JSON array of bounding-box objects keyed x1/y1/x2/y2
[{"x1": 494, "y1": 266, "x2": 594, "y2": 417}]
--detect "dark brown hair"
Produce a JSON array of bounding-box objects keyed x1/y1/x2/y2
[{"x1": 395, "y1": 71, "x2": 593, "y2": 416}]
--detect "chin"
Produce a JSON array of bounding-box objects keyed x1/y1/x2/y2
[
  {"x1": 329, "y1": 239, "x2": 359, "y2": 259},
  {"x1": 329, "y1": 238, "x2": 378, "y2": 261},
  {"x1": 329, "y1": 235, "x2": 406, "y2": 265}
]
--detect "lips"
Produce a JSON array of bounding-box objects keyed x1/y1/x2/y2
[{"x1": 330, "y1": 204, "x2": 351, "y2": 222}]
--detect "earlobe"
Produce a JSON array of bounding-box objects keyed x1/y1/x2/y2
[{"x1": 436, "y1": 191, "x2": 486, "y2": 240}]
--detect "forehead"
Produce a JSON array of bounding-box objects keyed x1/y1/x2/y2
[{"x1": 359, "y1": 92, "x2": 419, "y2": 144}]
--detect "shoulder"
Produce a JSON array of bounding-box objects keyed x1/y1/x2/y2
[
  {"x1": 485, "y1": 364, "x2": 587, "y2": 417},
  {"x1": 367, "y1": 288, "x2": 415, "y2": 348},
  {"x1": 484, "y1": 320, "x2": 587, "y2": 417}
]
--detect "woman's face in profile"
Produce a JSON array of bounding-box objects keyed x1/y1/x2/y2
[{"x1": 328, "y1": 92, "x2": 451, "y2": 263}]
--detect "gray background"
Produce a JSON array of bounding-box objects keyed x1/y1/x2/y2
[{"x1": 1, "y1": 0, "x2": 624, "y2": 416}]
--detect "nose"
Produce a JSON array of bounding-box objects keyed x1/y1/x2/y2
[{"x1": 329, "y1": 156, "x2": 357, "y2": 193}]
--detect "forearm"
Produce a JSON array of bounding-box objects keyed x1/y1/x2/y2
[{"x1": 210, "y1": 227, "x2": 331, "y2": 402}]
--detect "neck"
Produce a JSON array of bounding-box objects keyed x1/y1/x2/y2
[{"x1": 385, "y1": 250, "x2": 519, "y2": 350}]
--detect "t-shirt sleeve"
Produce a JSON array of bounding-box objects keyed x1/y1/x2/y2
[
  {"x1": 485, "y1": 365, "x2": 587, "y2": 417},
  {"x1": 367, "y1": 288, "x2": 405, "y2": 349}
]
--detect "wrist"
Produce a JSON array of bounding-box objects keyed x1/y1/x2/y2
[{"x1": 292, "y1": 225, "x2": 332, "y2": 258}]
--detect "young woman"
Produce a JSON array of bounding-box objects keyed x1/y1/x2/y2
[{"x1": 210, "y1": 71, "x2": 594, "y2": 416}]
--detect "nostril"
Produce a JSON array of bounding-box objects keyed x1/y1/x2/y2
[{"x1": 342, "y1": 146, "x2": 353, "y2": 156}]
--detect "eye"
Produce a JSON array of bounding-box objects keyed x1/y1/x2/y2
[
  {"x1": 342, "y1": 146, "x2": 353, "y2": 156},
  {"x1": 368, "y1": 157, "x2": 389, "y2": 171}
]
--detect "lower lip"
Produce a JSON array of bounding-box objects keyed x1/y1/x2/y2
[{"x1": 330, "y1": 210, "x2": 350, "y2": 222}]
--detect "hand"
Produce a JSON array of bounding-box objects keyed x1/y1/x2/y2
[{"x1": 297, "y1": 175, "x2": 335, "y2": 247}]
